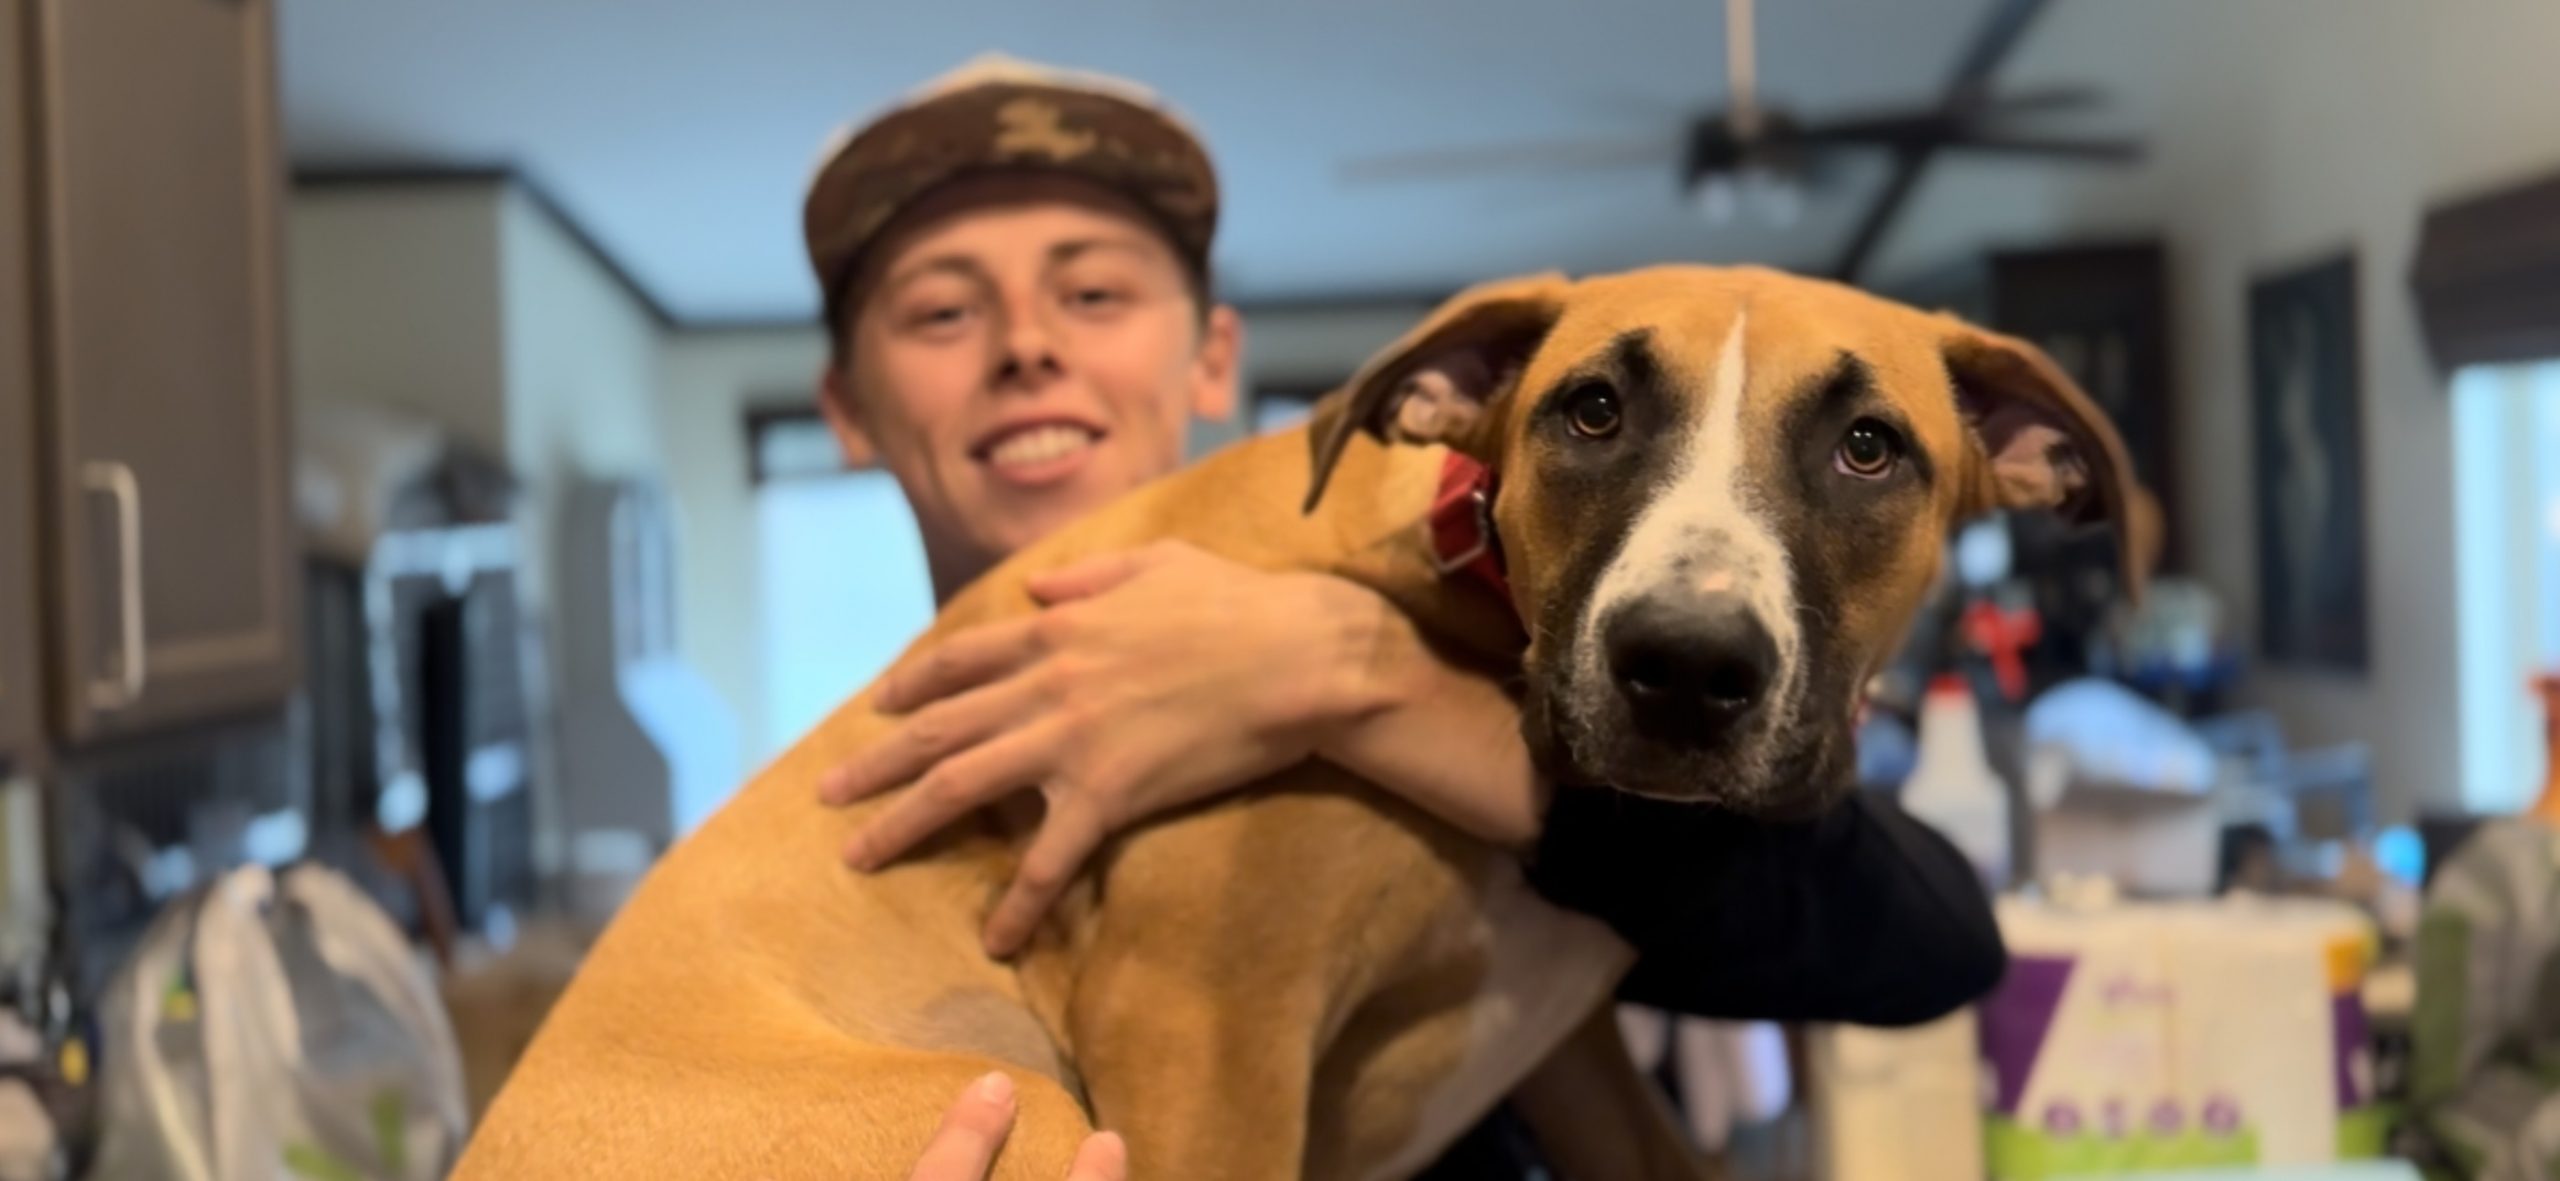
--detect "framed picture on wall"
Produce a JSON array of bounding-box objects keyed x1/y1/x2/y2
[{"x1": 2248, "y1": 252, "x2": 2370, "y2": 672}]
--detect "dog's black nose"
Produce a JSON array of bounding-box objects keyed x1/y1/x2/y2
[{"x1": 1604, "y1": 592, "x2": 1779, "y2": 745}]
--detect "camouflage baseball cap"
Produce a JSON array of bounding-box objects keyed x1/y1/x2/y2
[{"x1": 803, "y1": 53, "x2": 1220, "y2": 336}]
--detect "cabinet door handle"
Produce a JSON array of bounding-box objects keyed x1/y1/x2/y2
[{"x1": 81, "y1": 461, "x2": 145, "y2": 710}]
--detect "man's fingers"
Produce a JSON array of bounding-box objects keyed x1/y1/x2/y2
[
  {"x1": 983, "y1": 800, "x2": 1110, "y2": 959},
  {"x1": 904, "y1": 1073, "x2": 1016, "y2": 1181},
  {"x1": 1065, "y1": 1132, "x2": 1128, "y2": 1181},
  {"x1": 878, "y1": 617, "x2": 1045, "y2": 714},
  {"x1": 1024, "y1": 543, "x2": 1184, "y2": 606},
  {"x1": 844, "y1": 725, "x2": 1058, "y2": 871},
  {"x1": 821, "y1": 677, "x2": 1034, "y2": 806}
]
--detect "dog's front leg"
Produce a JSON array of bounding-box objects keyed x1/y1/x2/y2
[
  {"x1": 1063, "y1": 954, "x2": 1321, "y2": 1179},
  {"x1": 1032, "y1": 783, "x2": 1441, "y2": 1180},
  {"x1": 1510, "y1": 1001, "x2": 1723, "y2": 1181}
]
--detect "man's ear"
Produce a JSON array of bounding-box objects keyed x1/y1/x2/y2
[
  {"x1": 1942, "y1": 323, "x2": 2161, "y2": 597},
  {"x1": 1189, "y1": 304, "x2": 1244, "y2": 424},
  {"x1": 1302, "y1": 271, "x2": 1570, "y2": 512},
  {"x1": 817, "y1": 364, "x2": 880, "y2": 469}
]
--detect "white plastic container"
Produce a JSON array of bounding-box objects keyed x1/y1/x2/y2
[{"x1": 1900, "y1": 674, "x2": 2013, "y2": 889}]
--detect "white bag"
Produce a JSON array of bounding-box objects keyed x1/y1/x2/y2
[{"x1": 85, "y1": 863, "x2": 469, "y2": 1181}]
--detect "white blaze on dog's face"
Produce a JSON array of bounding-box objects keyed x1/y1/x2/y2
[
  {"x1": 1559, "y1": 310, "x2": 1816, "y2": 807},
  {"x1": 1306, "y1": 265, "x2": 2154, "y2": 812}
]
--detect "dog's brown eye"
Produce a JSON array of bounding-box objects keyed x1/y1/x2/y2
[
  {"x1": 1563, "y1": 384, "x2": 1621, "y2": 439},
  {"x1": 1835, "y1": 419, "x2": 1902, "y2": 479}
]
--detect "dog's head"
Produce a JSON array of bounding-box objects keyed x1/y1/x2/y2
[{"x1": 1306, "y1": 265, "x2": 2158, "y2": 814}]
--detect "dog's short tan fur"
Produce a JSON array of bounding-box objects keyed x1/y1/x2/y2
[{"x1": 456, "y1": 266, "x2": 2149, "y2": 1180}]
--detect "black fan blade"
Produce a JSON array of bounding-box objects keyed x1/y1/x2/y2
[
  {"x1": 1337, "y1": 136, "x2": 1671, "y2": 183},
  {"x1": 1781, "y1": 89, "x2": 2109, "y2": 152},
  {"x1": 1830, "y1": 0, "x2": 2060, "y2": 284},
  {"x1": 1970, "y1": 84, "x2": 2108, "y2": 114},
  {"x1": 1833, "y1": 146, "x2": 1930, "y2": 284},
  {"x1": 1936, "y1": 134, "x2": 2145, "y2": 162},
  {"x1": 1946, "y1": 0, "x2": 2056, "y2": 102},
  {"x1": 1787, "y1": 111, "x2": 1965, "y2": 149}
]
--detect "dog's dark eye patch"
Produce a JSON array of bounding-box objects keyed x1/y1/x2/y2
[
  {"x1": 1797, "y1": 353, "x2": 1931, "y2": 488},
  {"x1": 1518, "y1": 326, "x2": 1690, "y2": 727},
  {"x1": 1764, "y1": 355, "x2": 1927, "y2": 769},
  {"x1": 1533, "y1": 329, "x2": 1661, "y2": 432},
  {"x1": 1775, "y1": 352, "x2": 1929, "y2": 577}
]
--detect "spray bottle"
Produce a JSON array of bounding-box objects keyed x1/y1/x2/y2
[{"x1": 1898, "y1": 673, "x2": 2013, "y2": 889}]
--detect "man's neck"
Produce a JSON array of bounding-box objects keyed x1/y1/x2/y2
[{"x1": 925, "y1": 541, "x2": 994, "y2": 608}]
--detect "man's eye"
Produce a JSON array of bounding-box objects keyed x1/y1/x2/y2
[
  {"x1": 907, "y1": 305, "x2": 969, "y2": 330},
  {"x1": 1068, "y1": 287, "x2": 1126, "y2": 309}
]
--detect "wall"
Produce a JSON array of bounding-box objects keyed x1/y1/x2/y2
[
  {"x1": 658, "y1": 327, "x2": 828, "y2": 764},
  {"x1": 494, "y1": 183, "x2": 670, "y2": 634},
  {"x1": 286, "y1": 187, "x2": 509, "y2": 456},
  {"x1": 1874, "y1": 0, "x2": 2560, "y2": 817},
  {"x1": 499, "y1": 189, "x2": 666, "y2": 510},
  {"x1": 496, "y1": 188, "x2": 699, "y2": 869}
]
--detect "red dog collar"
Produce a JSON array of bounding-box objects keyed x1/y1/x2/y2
[{"x1": 1430, "y1": 451, "x2": 1510, "y2": 604}]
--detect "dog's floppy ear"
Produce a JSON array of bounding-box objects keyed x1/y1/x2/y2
[
  {"x1": 1942, "y1": 323, "x2": 2163, "y2": 597},
  {"x1": 1302, "y1": 272, "x2": 1570, "y2": 512}
]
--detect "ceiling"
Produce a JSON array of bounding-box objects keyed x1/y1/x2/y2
[{"x1": 277, "y1": 0, "x2": 2173, "y2": 324}]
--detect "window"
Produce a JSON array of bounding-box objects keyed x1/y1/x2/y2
[
  {"x1": 747, "y1": 404, "x2": 858, "y2": 484},
  {"x1": 1255, "y1": 392, "x2": 1316, "y2": 435},
  {"x1": 742, "y1": 391, "x2": 1317, "y2": 762},
  {"x1": 748, "y1": 406, "x2": 935, "y2": 759},
  {"x1": 2453, "y1": 361, "x2": 2560, "y2": 810},
  {"x1": 1250, "y1": 383, "x2": 1332, "y2": 436}
]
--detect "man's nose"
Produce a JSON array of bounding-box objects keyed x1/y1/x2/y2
[
  {"x1": 1603, "y1": 588, "x2": 1778, "y2": 748},
  {"x1": 992, "y1": 301, "x2": 1064, "y2": 389}
]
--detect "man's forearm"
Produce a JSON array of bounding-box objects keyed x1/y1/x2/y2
[
  {"x1": 1313, "y1": 595, "x2": 1548, "y2": 850},
  {"x1": 1543, "y1": 789, "x2": 2006, "y2": 1026}
]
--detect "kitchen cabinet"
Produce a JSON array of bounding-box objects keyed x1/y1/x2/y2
[
  {"x1": 0, "y1": 0, "x2": 41, "y2": 770},
  {"x1": 6, "y1": 0, "x2": 298, "y2": 754}
]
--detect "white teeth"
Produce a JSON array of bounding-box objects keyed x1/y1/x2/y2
[{"x1": 987, "y1": 425, "x2": 1096, "y2": 468}]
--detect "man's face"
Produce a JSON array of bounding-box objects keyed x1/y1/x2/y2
[{"x1": 822, "y1": 184, "x2": 1240, "y2": 581}]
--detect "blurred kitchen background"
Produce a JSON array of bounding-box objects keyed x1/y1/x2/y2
[{"x1": 2, "y1": 1, "x2": 2558, "y2": 1178}]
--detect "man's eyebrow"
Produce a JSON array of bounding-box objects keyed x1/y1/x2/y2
[
  {"x1": 880, "y1": 254, "x2": 986, "y2": 299},
  {"x1": 1047, "y1": 236, "x2": 1160, "y2": 268},
  {"x1": 879, "y1": 236, "x2": 1161, "y2": 301}
]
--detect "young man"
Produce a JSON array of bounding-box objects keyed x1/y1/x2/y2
[{"x1": 803, "y1": 56, "x2": 2004, "y2": 1179}]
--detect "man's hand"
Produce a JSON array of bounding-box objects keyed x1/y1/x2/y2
[
  {"x1": 820, "y1": 541, "x2": 1397, "y2": 956},
  {"x1": 906, "y1": 1073, "x2": 1126, "y2": 1181}
]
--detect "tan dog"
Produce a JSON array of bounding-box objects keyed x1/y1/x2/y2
[{"x1": 454, "y1": 265, "x2": 2152, "y2": 1180}]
